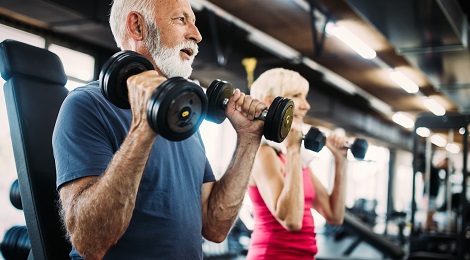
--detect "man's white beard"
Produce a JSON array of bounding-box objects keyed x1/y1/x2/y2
[{"x1": 145, "y1": 24, "x2": 198, "y2": 78}]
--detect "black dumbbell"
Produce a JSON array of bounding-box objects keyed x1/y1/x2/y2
[
  {"x1": 304, "y1": 127, "x2": 326, "y2": 152},
  {"x1": 205, "y1": 80, "x2": 294, "y2": 143},
  {"x1": 0, "y1": 225, "x2": 30, "y2": 260},
  {"x1": 9, "y1": 179, "x2": 22, "y2": 210},
  {"x1": 99, "y1": 51, "x2": 208, "y2": 141},
  {"x1": 303, "y1": 127, "x2": 369, "y2": 160}
]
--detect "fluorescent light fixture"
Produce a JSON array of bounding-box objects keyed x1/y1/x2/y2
[
  {"x1": 302, "y1": 57, "x2": 320, "y2": 71},
  {"x1": 430, "y1": 134, "x2": 447, "y2": 147},
  {"x1": 248, "y1": 31, "x2": 300, "y2": 60},
  {"x1": 323, "y1": 73, "x2": 357, "y2": 95},
  {"x1": 326, "y1": 23, "x2": 376, "y2": 60},
  {"x1": 446, "y1": 143, "x2": 460, "y2": 154},
  {"x1": 423, "y1": 97, "x2": 446, "y2": 116},
  {"x1": 369, "y1": 98, "x2": 393, "y2": 115},
  {"x1": 392, "y1": 112, "x2": 414, "y2": 128},
  {"x1": 416, "y1": 127, "x2": 430, "y2": 137},
  {"x1": 389, "y1": 70, "x2": 419, "y2": 93},
  {"x1": 189, "y1": 0, "x2": 204, "y2": 11}
]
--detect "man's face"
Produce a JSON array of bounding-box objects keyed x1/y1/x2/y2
[
  {"x1": 143, "y1": 0, "x2": 201, "y2": 79},
  {"x1": 144, "y1": 22, "x2": 198, "y2": 78}
]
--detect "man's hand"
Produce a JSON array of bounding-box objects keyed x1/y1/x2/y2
[
  {"x1": 126, "y1": 70, "x2": 167, "y2": 137},
  {"x1": 224, "y1": 88, "x2": 266, "y2": 141}
]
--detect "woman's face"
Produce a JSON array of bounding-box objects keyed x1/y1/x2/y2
[{"x1": 282, "y1": 88, "x2": 311, "y2": 130}]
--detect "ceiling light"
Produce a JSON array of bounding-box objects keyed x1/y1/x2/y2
[
  {"x1": 302, "y1": 57, "x2": 320, "y2": 71},
  {"x1": 430, "y1": 134, "x2": 447, "y2": 147},
  {"x1": 459, "y1": 127, "x2": 466, "y2": 135},
  {"x1": 325, "y1": 23, "x2": 376, "y2": 60},
  {"x1": 189, "y1": 0, "x2": 204, "y2": 11},
  {"x1": 322, "y1": 72, "x2": 357, "y2": 95},
  {"x1": 389, "y1": 70, "x2": 419, "y2": 93},
  {"x1": 423, "y1": 97, "x2": 446, "y2": 116},
  {"x1": 392, "y1": 112, "x2": 414, "y2": 129},
  {"x1": 416, "y1": 127, "x2": 430, "y2": 137},
  {"x1": 369, "y1": 98, "x2": 393, "y2": 115},
  {"x1": 446, "y1": 143, "x2": 460, "y2": 154}
]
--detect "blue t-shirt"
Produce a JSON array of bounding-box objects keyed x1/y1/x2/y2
[{"x1": 53, "y1": 81, "x2": 215, "y2": 259}]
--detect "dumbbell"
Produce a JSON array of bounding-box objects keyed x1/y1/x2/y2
[
  {"x1": 9, "y1": 179, "x2": 22, "y2": 210},
  {"x1": 0, "y1": 225, "x2": 30, "y2": 260},
  {"x1": 99, "y1": 50, "x2": 208, "y2": 141},
  {"x1": 303, "y1": 127, "x2": 369, "y2": 160},
  {"x1": 205, "y1": 80, "x2": 294, "y2": 143}
]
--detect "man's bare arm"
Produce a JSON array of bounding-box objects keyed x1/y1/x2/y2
[
  {"x1": 201, "y1": 135, "x2": 261, "y2": 242},
  {"x1": 59, "y1": 129, "x2": 156, "y2": 260},
  {"x1": 201, "y1": 90, "x2": 265, "y2": 242}
]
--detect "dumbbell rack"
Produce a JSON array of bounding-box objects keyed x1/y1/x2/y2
[{"x1": 0, "y1": 179, "x2": 31, "y2": 260}]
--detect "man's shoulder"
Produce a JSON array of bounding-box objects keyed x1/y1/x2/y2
[
  {"x1": 68, "y1": 81, "x2": 101, "y2": 98},
  {"x1": 63, "y1": 81, "x2": 110, "y2": 108}
]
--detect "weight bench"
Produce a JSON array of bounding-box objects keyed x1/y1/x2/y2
[
  {"x1": 341, "y1": 211, "x2": 405, "y2": 259},
  {"x1": 0, "y1": 39, "x2": 71, "y2": 259}
]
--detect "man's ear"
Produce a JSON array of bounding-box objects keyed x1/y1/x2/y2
[{"x1": 126, "y1": 11, "x2": 145, "y2": 41}]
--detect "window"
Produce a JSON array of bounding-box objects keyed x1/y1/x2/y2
[
  {"x1": 0, "y1": 24, "x2": 45, "y2": 48},
  {"x1": 48, "y1": 44, "x2": 95, "y2": 91}
]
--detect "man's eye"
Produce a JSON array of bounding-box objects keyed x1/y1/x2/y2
[{"x1": 178, "y1": 17, "x2": 185, "y2": 22}]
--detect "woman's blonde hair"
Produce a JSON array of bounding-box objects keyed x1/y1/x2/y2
[
  {"x1": 250, "y1": 68, "x2": 309, "y2": 101},
  {"x1": 109, "y1": 0, "x2": 156, "y2": 49}
]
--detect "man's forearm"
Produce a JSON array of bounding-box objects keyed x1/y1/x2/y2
[
  {"x1": 63, "y1": 130, "x2": 156, "y2": 259},
  {"x1": 203, "y1": 137, "x2": 260, "y2": 242}
]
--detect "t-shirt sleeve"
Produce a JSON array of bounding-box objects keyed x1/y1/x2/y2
[
  {"x1": 195, "y1": 131, "x2": 215, "y2": 183},
  {"x1": 203, "y1": 158, "x2": 216, "y2": 183},
  {"x1": 53, "y1": 89, "x2": 115, "y2": 190}
]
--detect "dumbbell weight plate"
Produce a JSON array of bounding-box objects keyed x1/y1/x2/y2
[
  {"x1": 351, "y1": 138, "x2": 368, "y2": 160},
  {"x1": 147, "y1": 77, "x2": 208, "y2": 141},
  {"x1": 100, "y1": 51, "x2": 154, "y2": 109},
  {"x1": 206, "y1": 80, "x2": 233, "y2": 124},
  {"x1": 304, "y1": 127, "x2": 326, "y2": 152},
  {"x1": 264, "y1": 97, "x2": 294, "y2": 143},
  {"x1": 1, "y1": 226, "x2": 30, "y2": 260},
  {"x1": 9, "y1": 179, "x2": 22, "y2": 210}
]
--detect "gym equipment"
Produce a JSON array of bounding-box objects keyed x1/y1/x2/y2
[
  {"x1": 0, "y1": 226, "x2": 31, "y2": 260},
  {"x1": 303, "y1": 127, "x2": 369, "y2": 159},
  {"x1": 1, "y1": 39, "x2": 72, "y2": 259},
  {"x1": 304, "y1": 127, "x2": 326, "y2": 152},
  {"x1": 100, "y1": 50, "x2": 208, "y2": 141},
  {"x1": 9, "y1": 179, "x2": 22, "y2": 210},
  {"x1": 341, "y1": 211, "x2": 405, "y2": 259},
  {"x1": 411, "y1": 114, "x2": 470, "y2": 259},
  {"x1": 205, "y1": 80, "x2": 294, "y2": 143}
]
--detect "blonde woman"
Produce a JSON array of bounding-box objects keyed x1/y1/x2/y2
[{"x1": 246, "y1": 68, "x2": 348, "y2": 259}]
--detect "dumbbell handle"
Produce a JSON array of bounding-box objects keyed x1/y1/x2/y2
[{"x1": 221, "y1": 98, "x2": 268, "y2": 121}]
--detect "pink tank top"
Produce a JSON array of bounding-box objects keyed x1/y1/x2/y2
[{"x1": 246, "y1": 153, "x2": 317, "y2": 260}]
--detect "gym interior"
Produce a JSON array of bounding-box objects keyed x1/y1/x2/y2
[{"x1": 0, "y1": 0, "x2": 469, "y2": 259}]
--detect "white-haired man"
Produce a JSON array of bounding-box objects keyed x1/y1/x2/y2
[{"x1": 53, "y1": 0, "x2": 266, "y2": 259}]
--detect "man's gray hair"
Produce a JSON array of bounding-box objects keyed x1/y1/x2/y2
[{"x1": 109, "y1": 0, "x2": 156, "y2": 49}]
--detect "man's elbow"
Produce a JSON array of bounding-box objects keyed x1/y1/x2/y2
[
  {"x1": 72, "y1": 237, "x2": 108, "y2": 260},
  {"x1": 203, "y1": 232, "x2": 228, "y2": 243}
]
